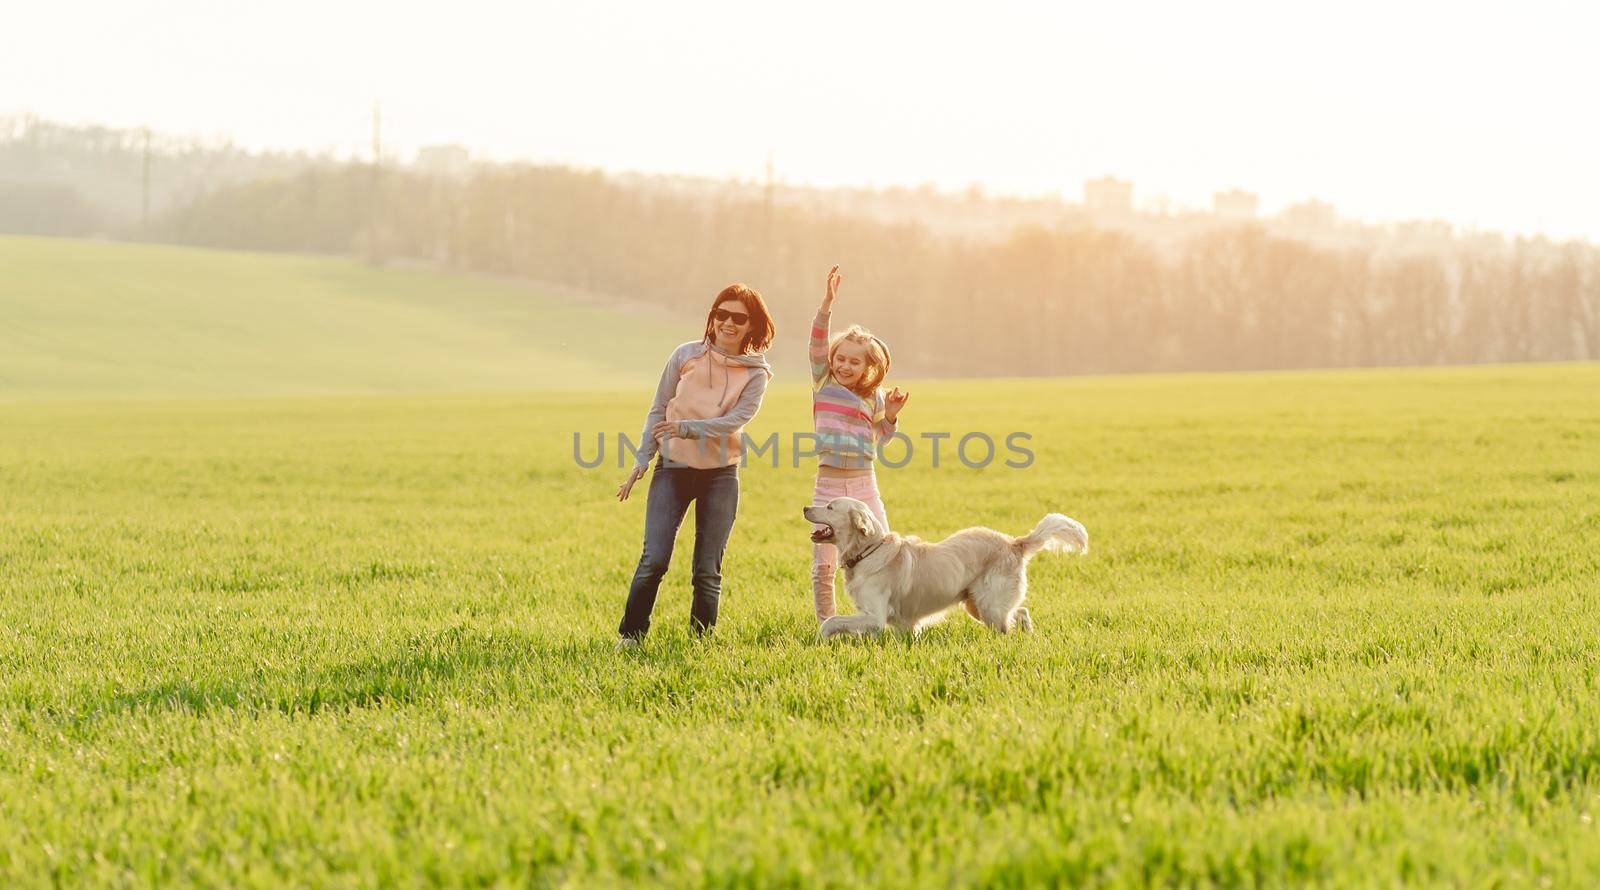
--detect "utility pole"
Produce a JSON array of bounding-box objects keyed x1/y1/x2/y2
[
  {"x1": 764, "y1": 152, "x2": 774, "y2": 223},
  {"x1": 763, "y1": 152, "x2": 775, "y2": 281},
  {"x1": 141, "y1": 128, "x2": 151, "y2": 230},
  {"x1": 369, "y1": 101, "x2": 383, "y2": 265}
]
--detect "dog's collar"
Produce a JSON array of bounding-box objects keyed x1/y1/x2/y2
[{"x1": 842, "y1": 538, "x2": 886, "y2": 571}]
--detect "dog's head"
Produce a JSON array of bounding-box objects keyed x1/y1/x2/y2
[{"x1": 802, "y1": 497, "x2": 884, "y2": 547}]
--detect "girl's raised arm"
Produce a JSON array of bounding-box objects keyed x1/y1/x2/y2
[{"x1": 810, "y1": 265, "x2": 840, "y2": 384}]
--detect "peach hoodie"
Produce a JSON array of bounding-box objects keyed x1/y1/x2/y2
[{"x1": 635, "y1": 339, "x2": 773, "y2": 469}]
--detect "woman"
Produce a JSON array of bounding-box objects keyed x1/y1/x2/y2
[{"x1": 615, "y1": 284, "x2": 775, "y2": 646}]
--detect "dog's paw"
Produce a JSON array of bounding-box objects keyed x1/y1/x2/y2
[{"x1": 1012, "y1": 607, "x2": 1033, "y2": 633}]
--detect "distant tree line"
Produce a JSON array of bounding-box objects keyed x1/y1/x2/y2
[
  {"x1": 141, "y1": 161, "x2": 1599, "y2": 376},
  {"x1": 6, "y1": 111, "x2": 1594, "y2": 376},
  {"x1": 0, "y1": 115, "x2": 330, "y2": 233}
]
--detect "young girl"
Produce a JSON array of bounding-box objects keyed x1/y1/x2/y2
[{"x1": 808, "y1": 264, "x2": 909, "y2": 623}]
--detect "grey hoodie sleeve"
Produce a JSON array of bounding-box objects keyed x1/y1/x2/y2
[
  {"x1": 677, "y1": 371, "x2": 770, "y2": 440},
  {"x1": 633, "y1": 343, "x2": 694, "y2": 469}
]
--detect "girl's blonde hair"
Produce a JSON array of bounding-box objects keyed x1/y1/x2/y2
[{"x1": 828, "y1": 325, "x2": 892, "y2": 397}]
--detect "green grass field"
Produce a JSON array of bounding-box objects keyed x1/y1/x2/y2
[
  {"x1": 3, "y1": 238, "x2": 1600, "y2": 885},
  {"x1": 0, "y1": 235, "x2": 689, "y2": 398}
]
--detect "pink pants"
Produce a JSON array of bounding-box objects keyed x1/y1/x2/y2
[{"x1": 811, "y1": 471, "x2": 890, "y2": 623}]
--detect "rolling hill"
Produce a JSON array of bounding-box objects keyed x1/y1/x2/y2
[{"x1": 0, "y1": 235, "x2": 700, "y2": 398}]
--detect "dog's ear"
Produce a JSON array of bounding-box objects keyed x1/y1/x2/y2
[{"x1": 850, "y1": 506, "x2": 879, "y2": 538}]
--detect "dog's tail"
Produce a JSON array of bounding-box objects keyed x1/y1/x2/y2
[{"x1": 1015, "y1": 513, "x2": 1089, "y2": 559}]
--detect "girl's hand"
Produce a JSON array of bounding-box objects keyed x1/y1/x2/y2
[
  {"x1": 822, "y1": 264, "x2": 841, "y2": 312},
  {"x1": 652, "y1": 419, "x2": 679, "y2": 441},
  {"x1": 617, "y1": 464, "x2": 647, "y2": 501},
  {"x1": 885, "y1": 386, "x2": 910, "y2": 419}
]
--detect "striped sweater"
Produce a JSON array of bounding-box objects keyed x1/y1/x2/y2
[{"x1": 810, "y1": 310, "x2": 897, "y2": 469}]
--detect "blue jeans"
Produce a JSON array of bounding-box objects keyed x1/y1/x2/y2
[{"x1": 618, "y1": 461, "x2": 740, "y2": 639}]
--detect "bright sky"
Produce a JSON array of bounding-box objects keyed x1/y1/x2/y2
[{"x1": 8, "y1": 1, "x2": 1598, "y2": 240}]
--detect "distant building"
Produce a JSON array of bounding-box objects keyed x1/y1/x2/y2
[
  {"x1": 1280, "y1": 198, "x2": 1336, "y2": 233},
  {"x1": 1394, "y1": 220, "x2": 1454, "y2": 245},
  {"x1": 1213, "y1": 188, "x2": 1258, "y2": 220},
  {"x1": 415, "y1": 144, "x2": 470, "y2": 180},
  {"x1": 1083, "y1": 176, "x2": 1133, "y2": 216},
  {"x1": 1463, "y1": 230, "x2": 1507, "y2": 254}
]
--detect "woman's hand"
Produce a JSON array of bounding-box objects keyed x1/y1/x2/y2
[
  {"x1": 885, "y1": 385, "x2": 910, "y2": 420},
  {"x1": 651, "y1": 419, "x2": 679, "y2": 441},
  {"x1": 822, "y1": 264, "x2": 841, "y2": 312},
  {"x1": 617, "y1": 464, "x2": 647, "y2": 501}
]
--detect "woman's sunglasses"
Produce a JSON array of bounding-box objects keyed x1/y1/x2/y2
[{"x1": 712, "y1": 308, "x2": 750, "y2": 325}]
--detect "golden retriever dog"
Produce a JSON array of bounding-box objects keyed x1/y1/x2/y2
[{"x1": 802, "y1": 497, "x2": 1088, "y2": 639}]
